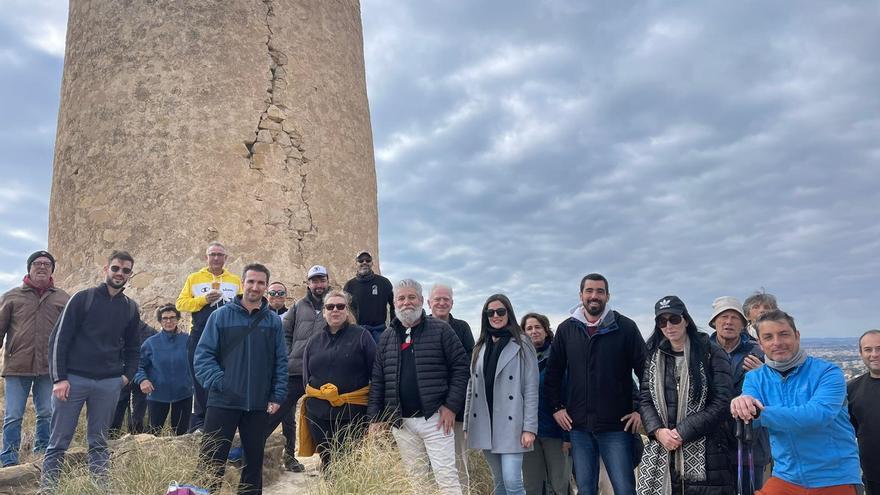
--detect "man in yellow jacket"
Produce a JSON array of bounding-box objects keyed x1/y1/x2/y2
[{"x1": 176, "y1": 241, "x2": 242, "y2": 432}]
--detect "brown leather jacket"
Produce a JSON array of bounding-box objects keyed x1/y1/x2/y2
[{"x1": 0, "y1": 284, "x2": 70, "y2": 376}]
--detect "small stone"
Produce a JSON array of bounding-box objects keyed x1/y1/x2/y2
[
  {"x1": 252, "y1": 153, "x2": 267, "y2": 170},
  {"x1": 266, "y1": 105, "x2": 285, "y2": 122},
  {"x1": 275, "y1": 132, "x2": 292, "y2": 147},
  {"x1": 282, "y1": 120, "x2": 297, "y2": 134},
  {"x1": 256, "y1": 129, "x2": 273, "y2": 143},
  {"x1": 273, "y1": 66, "x2": 286, "y2": 79},
  {"x1": 258, "y1": 118, "x2": 282, "y2": 131}
]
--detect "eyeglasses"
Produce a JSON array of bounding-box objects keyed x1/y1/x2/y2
[
  {"x1": 207, "y1": 253, "x2": 226, "y2": 258},
  {"x1": 324, "y1": 303, "x2": 347, "y2": 311},
  {"x1": 655, "y1": 314, "x2": 683, "y2": 328},
  {"x1": 160, "y1": 316, "x2": 179, "y2": 321},
  {"x1": 485, "y1": 308, "x2": 508, "y2": 317},
  {"x1": 267, "y1": 290, "x2": 287, "y2": 297},
  {"x1": 110, "y1": 266, "x2": 132, "y2": 274},
  {"x1": 357, "y1": 258, "x2": 372, "y2": 264},
  {"x1": 31, "y1": 261, "x2": 53, "y2": 268}
]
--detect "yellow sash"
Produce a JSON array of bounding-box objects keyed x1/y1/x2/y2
[{"x1": 297, "y1": 383, "x2": 370, "y2": 457}]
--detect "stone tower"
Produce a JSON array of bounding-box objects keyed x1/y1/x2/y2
[{"x1": 48, "y1": 0, "x2": 379, "y2": 311}]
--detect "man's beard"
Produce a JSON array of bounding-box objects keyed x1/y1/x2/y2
[
  {"x1": 585, "y1": 299, "x2": 606, "y2": 317},
  {"x1": 106, "y1": 276, "x2": 126, "y2": 290},
  {"x1": 398, "y1": 307, "x2": 421, "y2": 327},
  {"x1": 357, "y1": 265, "x2": 372, "y2": 276}
]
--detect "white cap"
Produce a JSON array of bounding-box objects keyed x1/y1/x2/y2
[{"x1": 307, "y1": 265, "x2": 328, "y2": 279}]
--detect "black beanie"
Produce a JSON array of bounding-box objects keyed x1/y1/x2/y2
[{"x1": 27, "y1": 250, "x2": 56, "y2": 273}]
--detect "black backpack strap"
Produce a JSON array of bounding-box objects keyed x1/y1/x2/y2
[
  {"x1": 219, "y1": 311, "x2": 268, "y2": 363},
  {"x1": 83, "y1": 287, "x2": 96, "y2": 315}
]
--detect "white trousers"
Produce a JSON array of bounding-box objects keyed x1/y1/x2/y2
[{"x1": 392, "y1": 412, "x2": 463, "y2": 495}]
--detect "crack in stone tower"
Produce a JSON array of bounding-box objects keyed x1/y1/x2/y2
[{"x1": 48, "y1": 0, "x2": 379, "y2": 314}]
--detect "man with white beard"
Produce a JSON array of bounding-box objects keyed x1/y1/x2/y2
[{"x1": 367, "y1": 279, "x2": 470, "y2": 495}]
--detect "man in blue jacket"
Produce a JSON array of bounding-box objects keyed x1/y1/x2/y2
[
  {"x1": 731, "y1": 310, "x2": 861, "y2": 495},
  {"x1": 195, "y1": 263, "x2": 288, "y2": 495}
]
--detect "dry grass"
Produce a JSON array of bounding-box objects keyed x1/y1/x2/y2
[
  {"x1": 50, "y1": 434, "x2": 225, "y2": 495},
  {"x1": 308, "y1": 427, "x2": 494, "y2": 495}
]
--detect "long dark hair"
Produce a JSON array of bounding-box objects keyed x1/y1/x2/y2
[
  {"x1": 647, "y1": 301, "x2": 710, "y2": 398},
  {"x1": 472, "y1": 294, "x2": 524, "y2": 371}
]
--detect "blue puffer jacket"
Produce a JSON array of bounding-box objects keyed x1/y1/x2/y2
[
  {"x1": 194, "y1": 297, "x2": 288, "y2": 411},
  {"x1": 134, "y1": 330, "x2": 192, "y2": 403},
  {"x1": 743, "y1": 356, "x2": 861, "y2": 488}
]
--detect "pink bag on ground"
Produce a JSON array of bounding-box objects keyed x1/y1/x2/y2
[{"x1": 165, "y1": 481, "x2": 209, "y2": 495}]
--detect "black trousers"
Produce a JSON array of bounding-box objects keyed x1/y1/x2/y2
[
  {"x1": 865, "y1": 479, "x2": 877, "y2": 495},
  {"x1": 305, "y1": 405, "x2": 367, "y2": 468},
  {"x1": 188, "y1": 337, "x2": 209, "y2": 432},
  {"x1": 201, "y1": 407, "x2": 269, "y2": 495},
  {"x1": 147, "y1": 398, "x2": 192, "y2": 436},
  {"x1": 264, "y1": 376, "x2": 304, "y2": 456},
  {"x1": 110, "y1": 382, "x2": 149, "y2": 435}
]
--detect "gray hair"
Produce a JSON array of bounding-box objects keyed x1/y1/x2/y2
[
  {"x1": 205, "y1": 241, "x2": 226, "y2": 254},
  {"x1": 743, "y1": 290, "x2": 778, "y2": 318},
  {"x1": 394, "y1": 278, "x2": 423, "y2": 299},
  {"x1": 429, "y1": 283, "x2": 453, "y2": 298},
  {"x1": 755, "y1": 309, "x2": 797, "y2": 338}
]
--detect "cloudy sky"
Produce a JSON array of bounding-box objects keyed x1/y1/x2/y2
[{"x1": 1, "y1": 1, "x2": 877, "y2": 337}]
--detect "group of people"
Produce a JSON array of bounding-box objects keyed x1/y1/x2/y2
[{"x1": 0, "y1": 246, "x2": 877, "y2": 495}]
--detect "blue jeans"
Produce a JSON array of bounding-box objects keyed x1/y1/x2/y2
[
  {"x1": 569, "y1": 430, "x2": 635, "y2": 495},
  {"x1": 364, "y1": 324, "x2": 386, "y2": 344},
  {"x1": 1, "y1": 374, "x2": 53, "y2": 466},
  {"x1": 484, "y1": 451, "x2": 525, "y2": 495}
]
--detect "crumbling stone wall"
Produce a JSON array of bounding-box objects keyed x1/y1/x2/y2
[{"x1": 48, "y1": 0, "x2": 379, "y2": 311}]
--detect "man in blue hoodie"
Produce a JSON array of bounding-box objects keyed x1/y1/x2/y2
[
  {"x1": 42, "y1": 250, "x2": 141, "y2": 490},
  {"x1": 731, "y1": 310, "x2": 861, "y2": 495},
  {"x1": 195, "y1": 263, "x2": 287, "y2": 495}
]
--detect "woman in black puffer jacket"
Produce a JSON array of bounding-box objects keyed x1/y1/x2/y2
[{"x1": 637, "y1": 295, "x2": 734, "y2": 495}]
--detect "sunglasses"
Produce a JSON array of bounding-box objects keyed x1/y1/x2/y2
[
  {"x1": 267, "y1": 290, "x2": 287, "y2": 297},
  {"x1": 357, "y1": 258, "x2": 372, "y2": 264},
  {"x1": 655, "y1": 314, "x2": 683, "y2": 327},
  {"x1": 109, "y1": 265, "x2": 132, "y2": 274},
  {"x1": 485, "y1": 308, "x2": 508, "y2": 317},
  {"x1": 324, "y1": 303, "x2": 347, "y2": 311}
]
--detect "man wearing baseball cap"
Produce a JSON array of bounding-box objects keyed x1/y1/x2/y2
[
  {"x1": 344, "y1": 250, "x2": 394, "y2": 343},
  {"x1": 708, "y1": 296, "x2": 770, "y2": 489},
  {"x1": 270, "y1": 265, "x2": 330, "y2": 472},
  {"x1": 0, "y1": 251, "x2": 70, "y2": 466}
]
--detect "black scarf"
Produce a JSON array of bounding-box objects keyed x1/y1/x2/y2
[{"x1": 483, "y1": 334, "x2": 510, "y2": 422}]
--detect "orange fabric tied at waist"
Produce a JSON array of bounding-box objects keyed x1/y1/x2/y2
[{"x1": 297, "y1": 383, "x2": 370, "y2": 457}]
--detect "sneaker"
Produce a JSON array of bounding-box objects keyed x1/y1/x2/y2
[
  {"x1": 228, "y1": 446, "x2": 243, "y2": 462},
  {"x1": 284, "y1": 457, "x2": 305, "y2": 473}
]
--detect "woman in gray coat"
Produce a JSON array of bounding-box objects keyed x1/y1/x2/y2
[{"x1": 464, "y1": 294, "x2": 539, "y2": 495}]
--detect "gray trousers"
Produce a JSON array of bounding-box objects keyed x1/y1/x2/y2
[
  {"x1": 523, "y1": 436, "x2": 573, "y2": 495},
  {"x1": 41, "y1": 374, "x2": 124, "y2": 489}
]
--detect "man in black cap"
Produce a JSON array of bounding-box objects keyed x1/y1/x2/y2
[
  {"x1": 343, "y1": 250, "x2": 394, "y2": 343},
  {"x1": 0, "y1": 251, "x2": 70, "y2": 466}
]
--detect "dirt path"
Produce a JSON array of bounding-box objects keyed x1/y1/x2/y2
[{"x1": 262, "y1": 455, "x2": 321, "y2": 494}]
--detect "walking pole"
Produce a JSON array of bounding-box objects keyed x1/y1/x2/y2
[
  {"x1": 744, "y1": 421, "x2": 755, "y2": 495},
  {"x1": 735, "y1": 419, "x2": 744, "y2": 495}
]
